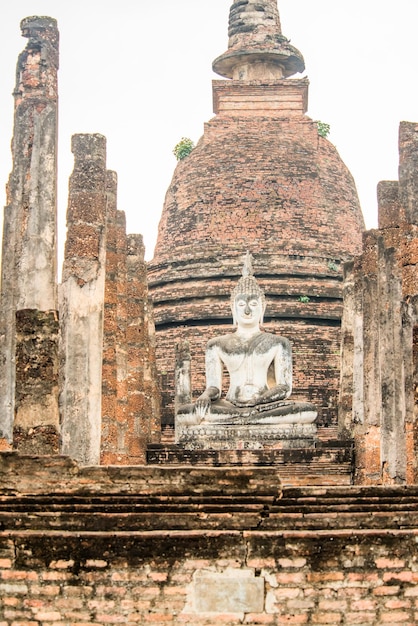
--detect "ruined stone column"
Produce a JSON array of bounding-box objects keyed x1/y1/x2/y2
[
  {"x1": 59, "y1": 134, "x2": 107, "y2": 466},
  {"x1": 100, "y1": 205, "x2": 160, "y2": 464},
  {"x1": 0, "y1": 17, "x2": 59, "y2": 450},
  {"x1": 100, "y1": 171, "x2": 119, "y2": 463},
  {"x1": 338, "y1": 261, "x2": 356, "y2": 436},
  {"x1": 339, "y1": 123, "x2": 418, "y2": 484},
  {"x1": 398, "y1": 123, "x2": 418, "y2": 482},
  {"x1": 125, "y1": 236, "x2": 161, "y2": 463},
  {"x1": 399, "y1": 122, "x2": 418, "y2": 226},
  {"x1": 115, "y1": 211, "x2": 129, "y2": 450},
  {"x1": 175, "y1": 341, "x2": 191, "y2": 414}
]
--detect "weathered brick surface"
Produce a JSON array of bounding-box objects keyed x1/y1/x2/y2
[
  {"x1": 399, "y1": 122, "x2": 418, "y2": 225},
  {"x1": 213, "y1": 79, "x2": 309, "y2": 116},
  {"x1": 125, "y1": 234, "x2": 161, "y2": 462}
]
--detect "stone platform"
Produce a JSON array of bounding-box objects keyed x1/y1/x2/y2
[{"x1": 147, "y1": 437, "x2": 354, "y2": 486}]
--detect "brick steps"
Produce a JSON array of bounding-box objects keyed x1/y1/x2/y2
[
  {"x1": 2, "y1": 483, "x2": 418, "y2": 533},
  {"x1": 2, "y1": 455, "x2": 416, "y2": 536},
  {"x1": 147, "y1": 438, "x2": 354, "y2": 486}
]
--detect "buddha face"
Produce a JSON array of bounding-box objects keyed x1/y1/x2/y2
[{"x1": 233, "y1": 294, "x2": 264, "y2": 328}]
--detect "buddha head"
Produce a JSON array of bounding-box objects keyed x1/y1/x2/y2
[{"x1": 231, "y1": 252, "x2": 266, "y2": 327}]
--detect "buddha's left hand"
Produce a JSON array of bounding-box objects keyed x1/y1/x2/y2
[{"x1": 258, "y1": 384, "x2": 289, "y2": 403}]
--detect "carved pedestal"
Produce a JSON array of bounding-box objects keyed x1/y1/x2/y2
[{"x1": 175, "y1": 417, "x2": 317, "y2": 450}]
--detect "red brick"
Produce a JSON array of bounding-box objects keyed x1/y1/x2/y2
[
  {"x1": 275, "y1": 573, "x2": 306, "y2": 585},
  {"x1": 1, "y1": 570, "x2": 38, "y2": 581},
  {"x1": 243, "y1": 614, "x2": 276, "y2": 624},
  {"x1": 95, "y1": 616, "x2": 127, "y2": 624},
  {"x1": 311, "y1": 613, "x2": 342, "y2": 624},
  {"x1": 375, "y1": 558, "x2": 406, "y2": 569},
  {"x1": 143, "y1": 615, "x2": 174, "y2": 623},
  {"x1": 383, "y1": 571, "x2": 413, "y2": 583},
  {"x1": 351, "y1": 599, "x2": 377, "y2": 611},
  {"x1": 32, "y1": 613, "x2": 62, "y2": 622},
  {"x1": 373, "y1": 586, "x2": 401, "y2": 596},
  {"x1": 380, "y1": 612, "x2": 412, "y2": 622},
  {"x1": 344, "y1": 613, "x2": 377, "y2": 624}
]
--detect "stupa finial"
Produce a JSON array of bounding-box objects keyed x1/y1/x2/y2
[{"x1": 213, "y1": 0, "x2": 305, "y2": 80}]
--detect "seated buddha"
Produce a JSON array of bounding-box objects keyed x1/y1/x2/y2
[{"x1": 177, "y1": 253, "x2": 317, "y2": 426}]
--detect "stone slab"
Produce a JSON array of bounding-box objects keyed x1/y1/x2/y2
[{"x1": 192, "y1": 569, "x2": 264, "y2": 614}]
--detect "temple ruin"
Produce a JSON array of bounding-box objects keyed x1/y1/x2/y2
[{"x1": 0, "y1": 2, "x2": 417, "y2": 624}]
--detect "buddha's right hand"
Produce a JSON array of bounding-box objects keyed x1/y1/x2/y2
[{"x1": 194, "y1": 387, "x2": 220, "y2": 419}]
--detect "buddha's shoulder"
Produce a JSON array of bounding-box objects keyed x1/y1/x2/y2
[
  {"x1": 258, "y1": 332, "x2": 290, "y2": 348},
  {"x1": 207, "y1": 333, "x2": 235, "y2": 350},
  {"x1": 207, "y1": 331, "x2": 290, "y2": 352}
]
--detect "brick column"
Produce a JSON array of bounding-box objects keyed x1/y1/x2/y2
[
  {"x1": 340, "y1": 123, "x2": 418, "y2": 485},
  {"x1": 100, "y1": 171, "x2": 119, "y2": 463},
  {"x1": 398, "y1": 123, "x2": 418, "y2": 482},
  {"x1": 126, "y1": 236, "x2": 161, "y2": 463},
  {"x1": 59, "y1": 134, "x2": 107, "y2": 466},
  {"x1": 101, "y1": 224, "x2": 161, "y2": 464}
]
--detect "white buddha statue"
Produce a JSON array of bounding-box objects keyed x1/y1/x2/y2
[{"x1": 177, "y1": 253, "x2": 317, "y2": 426}]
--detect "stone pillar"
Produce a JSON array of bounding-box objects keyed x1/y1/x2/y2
[
  {"x1": 115, "y1": 211, "x2": 129, "y2": 452},
  {"x1": 175, "y1": 341, "x2": 192, "y2": 413},
  {"x1": 100, "y1": 171, "x2": 119, "y2": 463},
  {"x1": 59, "y1": 134, "x2": 107, "y2": 466},
  {"x1": 125, "y1": 236, "x2": 161, "y2": 463},
  {"x1": 349, "y1": 227, "x2": 409, "y2": 485},
  {"x1": 399, "y1": 121, "x2": 418, "y2": 225},
  {"x1": 101, "y1": 226, "x2": 161, "y2": 464},
  {"x1": 398, "y1": 123, "x2": 418, "y2": 483},
  {"x1": 0, "y1": 17, "x2": 59, "y2": 449},
  {"x1": 143, "y1": 296, "x2": 161, "y2": 446},
  {"x1": 350, "y1": 233, "x2": 382, "y2": 484}
]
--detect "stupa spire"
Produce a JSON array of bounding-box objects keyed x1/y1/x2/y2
[{"x1": 213, "y1": 0, "x2": 305, "y2": 80}]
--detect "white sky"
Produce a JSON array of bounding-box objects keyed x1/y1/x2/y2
[{"x1": 0, "y1": 1, "x2": 417, "y2": 263}]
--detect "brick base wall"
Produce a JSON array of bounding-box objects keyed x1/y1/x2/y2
[
  {"x1": 1, "y1": 454, "x2": 418, "y2": 625},
  {"x1": 1, "y1": 531, "x2": 418, "y2": 625}
]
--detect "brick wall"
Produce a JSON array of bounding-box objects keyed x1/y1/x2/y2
[{"x1": 2, "y1": 533, "x2": 418, "y2": 625}]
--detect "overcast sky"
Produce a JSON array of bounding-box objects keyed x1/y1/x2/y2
[{"x1": 0, "y1": 1, "x2": 417, "y2": 263}]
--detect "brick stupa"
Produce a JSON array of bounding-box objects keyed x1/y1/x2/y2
[{"x1": 148, "y1": 0, "x2": 365, "y2": 436}]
